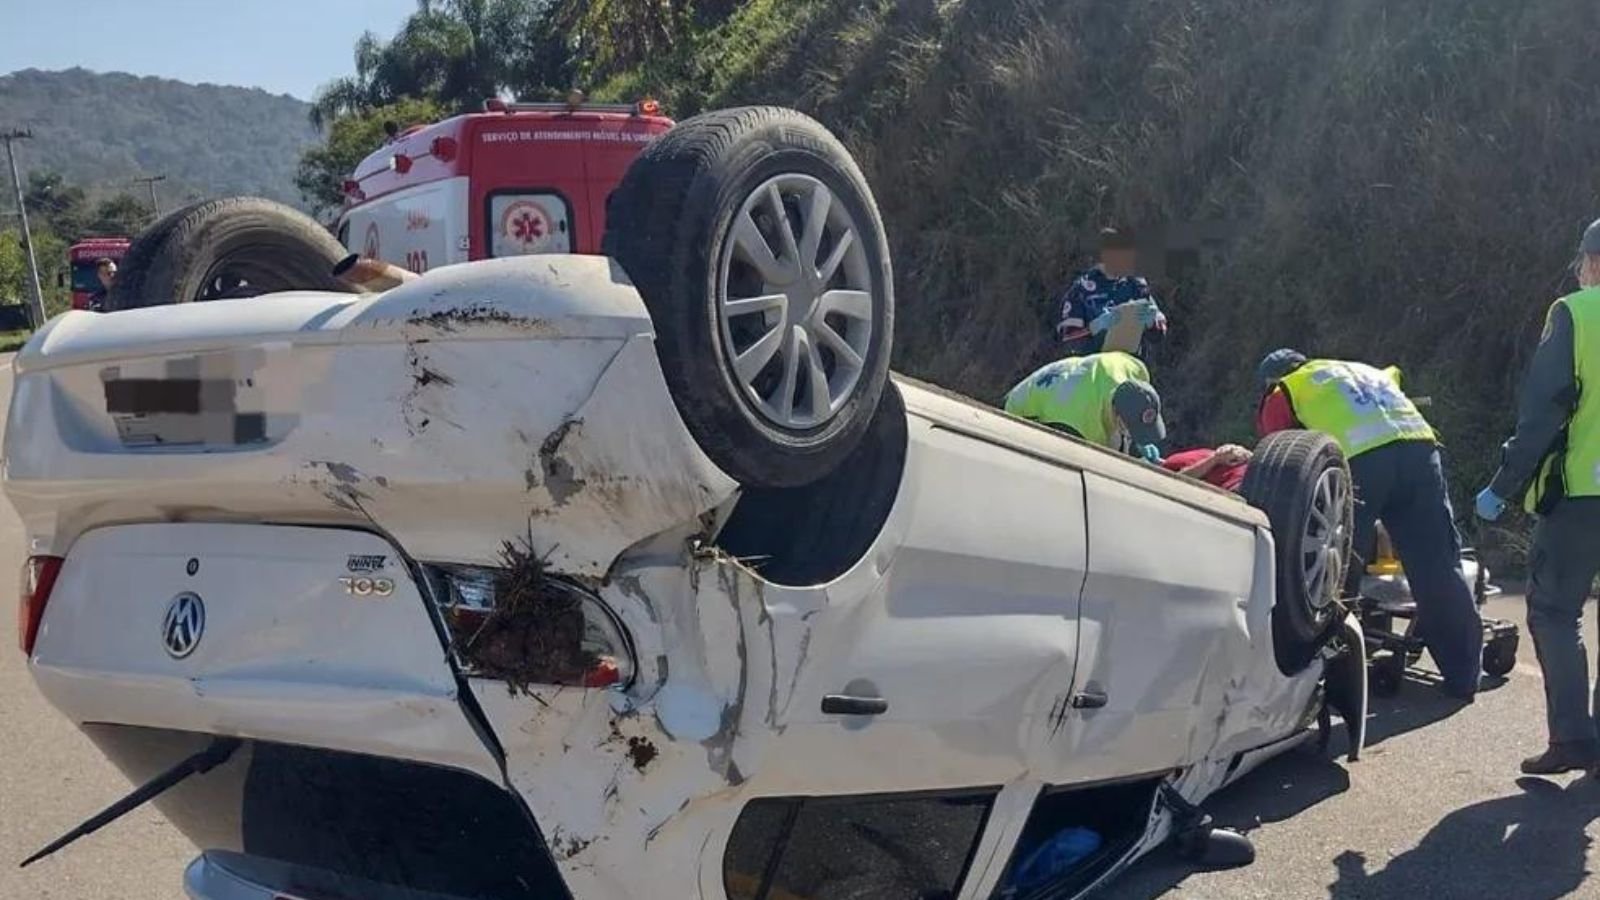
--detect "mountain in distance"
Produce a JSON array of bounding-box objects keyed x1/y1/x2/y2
[{"x1": 0, "y1": 67, "x2": 317, "y2": 209}]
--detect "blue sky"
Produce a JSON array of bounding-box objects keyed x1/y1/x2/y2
[{"x1": 0, "y1": 0, "x2": 420, "y2": 100}]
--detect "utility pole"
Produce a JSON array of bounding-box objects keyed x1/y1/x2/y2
[
  {"x1": 1, "y1": 129, "x2": 47, "y2": 329},
  {"x1": 132, "y1": 174, "x2": 167, "y2": 218}
]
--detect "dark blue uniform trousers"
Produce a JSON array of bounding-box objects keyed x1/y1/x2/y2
[
  {"x1": 1346, "y1": 440, "x2": 1483, "y2": 695},
  {"x1": 1527, "y1": 497, "x2": 1600, "y2": 746}
]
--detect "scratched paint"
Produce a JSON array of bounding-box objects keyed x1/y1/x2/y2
[
  {"x1": 5, "y1": 253, "x2": 1352, "y2": 900},
  {"x1": 3, "y1": 256, "x2": 740, "y2": 577}
]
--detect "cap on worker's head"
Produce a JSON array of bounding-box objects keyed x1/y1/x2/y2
[
  {"x1": 1099, "y1": 226, "x2": 1137, "y2": 252},
  {"x1": 1112, "y1": 379, "x2": 1166, "y2": 448},
  {"x1": 1258, "y1": 348, "x2": 1308, "y2": 387},
  {"x1": 1580, "y1": 217, "x2": 1600, "y2": 257}
]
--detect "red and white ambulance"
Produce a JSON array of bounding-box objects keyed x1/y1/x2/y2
[{"x1": 335, "y1": 97, "x2": 673, "y2": 274}]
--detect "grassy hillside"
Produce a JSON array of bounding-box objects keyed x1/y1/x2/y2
[
  {"x1": 0, "y1": 68, "x2": 315, "y2": 207},
  {"x1": 601, "y1": 0, "x2": 1600, "y2": 554}
]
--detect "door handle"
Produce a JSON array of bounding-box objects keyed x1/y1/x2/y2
[
  {"x1": 821, "y1": 694, "x2": 888, "y2": 716},
  {"x1": 1070, "y1": 689, "x2": 1108, "y2": 710}
]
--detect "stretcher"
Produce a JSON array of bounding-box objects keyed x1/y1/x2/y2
[{"x1": 1355, "y1": 525, "x2": 1521, "y2": 696}]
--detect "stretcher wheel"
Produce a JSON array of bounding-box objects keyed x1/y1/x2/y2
[
  {"x1": 1369, "y1": 649, "x2": 1405, "y2": 697},
  {"x1": 1483, "y1": 633, "x2": 1519, "y2": 678}
]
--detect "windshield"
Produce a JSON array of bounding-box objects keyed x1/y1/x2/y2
[{"x1": 70, "y1": 262, "x2": 105, "y2": 293}]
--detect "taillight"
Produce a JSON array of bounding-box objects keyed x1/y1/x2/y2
[
  {"x1": 19, "y1": 556, "x2": 63, "y2": 656},
  {"x1": 425, "y1": 563, "x2": 635, "y2": 690}
]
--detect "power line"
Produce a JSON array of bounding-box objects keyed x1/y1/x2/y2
[{"x1": 1, "y1": 129, "x2": 47, "y2": 328}]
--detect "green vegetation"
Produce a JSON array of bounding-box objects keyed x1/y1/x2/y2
[
  {"x1": 1, "y1": 169, "x2": 153, "y2": 318},
  {"x1": 0, "y1": 67, "x2": 316, "y2": 206},
  {"x1": 297, "y1": 98, "x2": 447, "y2": 215},
  {"x1": 587, "y1": 0, "x2": 1600, "y2": 561},
  {"x1": 311, "y1": 0, "x2": 569, "y2": 127},
  {"x1": 301, "y1": 0, "x2": 1600, "y2": 563}
]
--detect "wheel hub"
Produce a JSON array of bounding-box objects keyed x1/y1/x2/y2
[
  {"x1": 1301, "y1": 466, "x2": 1350, "y2": 610},
  {"x1": 717, "y1": 174, "x2": 877, "y2": 431}
]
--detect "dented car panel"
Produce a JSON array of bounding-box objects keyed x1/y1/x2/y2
[
  {"x1": 5, "y1": 256, "x2": 738, "y2": 577},
  {"x1": 7, "y1": 256, "x2": 1345, "y2": 900},
  {"x1": 30, "y1": 524, "x2": 502, "y2": 782}
]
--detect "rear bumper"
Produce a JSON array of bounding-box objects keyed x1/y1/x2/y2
[{"x1": 84, "y1": 724, "x2": 571, "y2": 900}]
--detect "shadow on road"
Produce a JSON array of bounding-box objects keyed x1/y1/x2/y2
[
  {"x1": 1361, "y1": 672, "x2": 1503, "y2": 748},
  {"x1": 1115, "y1": 748, "x2": 1352, "y2": 896},
  {"x1": 1327, "y1": 777, "x2": 1598, "y2": 900},
  {"x1": 1118, "y1": 681, "x2": 1502, "y2": 897}
]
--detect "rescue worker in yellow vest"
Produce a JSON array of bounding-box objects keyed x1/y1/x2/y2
[
  {"x1": 1257, "y1": 351, "x2": 1482, "y2": 700},
  {"x1": 1474, "y1": 217, "x2": 1600, "y2": 775},
  {"x1": 1004, "y1": 351, "x2": 1167, "y2": 461}
]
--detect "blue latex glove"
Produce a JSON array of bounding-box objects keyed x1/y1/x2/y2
[
  {"x1": 1474, "y1": 487, "x2": 1508, "y2": 522},
  {"x1": 1137, "y1": 443, "x2": 1161, "y2": 465},
  {"x1": 1088, "y1": 307, "x2": 1117, "y2": 335}
]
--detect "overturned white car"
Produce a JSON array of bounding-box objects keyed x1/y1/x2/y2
[{"x1": 7, "y1": 107, "x2": 1366, "y2": 900}]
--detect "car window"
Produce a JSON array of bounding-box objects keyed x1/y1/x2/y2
[
  {"x1": 724, "y1": 792, "x2": 994, "y2": 900},
  {"x1": 724, "y1": 799, "x2": 796, "y2": 900}
]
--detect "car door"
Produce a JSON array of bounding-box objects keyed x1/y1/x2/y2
[
  {"x1": 760, "y1": 412, "x2": 1091, "y2": 795},
  {"x1": 1045, "y1": 469, "x2": 1261, "y2": 784}
]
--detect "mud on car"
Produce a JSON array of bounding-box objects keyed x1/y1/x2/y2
[{"x1": 8, "y1": 107, "x2": 1367, "y2": 900}]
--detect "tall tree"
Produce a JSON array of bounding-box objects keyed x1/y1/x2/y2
[
  {"x1": 310, "y1": 0, "x2": 568, "y2": 128},
  {"x1": 555, "y1": 0, "x2": 691, "y2": 83},
  {"x1": 23, "y1": 170, "x2": 89, "y2": 239},
  {"x1": 87, "y1": 194, "x2": 153, "y2": 236},
  {"x1": 297, "y1": 98, "x2": 447, "y2": 215}
]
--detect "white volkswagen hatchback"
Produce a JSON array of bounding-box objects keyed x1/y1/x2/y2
[{"x1": 6, "y1": 107, "x2": 1365, "y2": 900}]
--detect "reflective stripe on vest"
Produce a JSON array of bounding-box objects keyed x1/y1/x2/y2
[
  {"x1": 1279, "y1": 359, "x2": 1435, "y2": 458},
  {"x1": 1527, "y1": 287, "x2": 1600, "y2": 512},
  {"x1": 1004, "y1": 351, "x2": 1150, "y2": 447}
]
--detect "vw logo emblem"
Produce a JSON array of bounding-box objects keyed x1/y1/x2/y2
[{"x1": 162, "y1": 592, "x2": 205, "y2": 659}]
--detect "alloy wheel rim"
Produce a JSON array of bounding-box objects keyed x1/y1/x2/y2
[
  {"x1": 1301, "y1": 466, "x2": 1350, "y2": 610},
  {"x1": 716, "y1": 173, "x2": 876, "y2": 430}
]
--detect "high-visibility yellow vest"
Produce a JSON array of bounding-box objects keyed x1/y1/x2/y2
[
  {"x1": 1004, "y1": 351, "x2": 1149, "y2": 447},
  {"x1": 1279, "y1": 359, "x2": 1435, "y2": 458},
  {"x1": 1526, "y1": 286, "x2": 1600, "y2": 512}
]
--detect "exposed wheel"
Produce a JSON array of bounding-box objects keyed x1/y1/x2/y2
[
  {"x1": 1483, "y1": 634, "x2": 1519, "y2": 678},
  {"x1": 604, "y1": 106, "x2": 894, "y2": 488},
  {"x1": 106, "y1": 197, "x2": 353, "y2": 311},
  {"x1": 1241, "y1": 430, "x2": 1355, "y2": 675}
]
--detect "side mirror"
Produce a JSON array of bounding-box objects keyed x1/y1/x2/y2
[{"x1": 55, "y1": 271, "x2": 65, "y2": 289}]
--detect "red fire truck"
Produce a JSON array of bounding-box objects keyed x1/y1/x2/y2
[
  {"x1": 335, "y1": 97, "x2": 673, "y2": 273},
  {"x1": 63, "y1": 237, "x2": 131, "y2": 309}
]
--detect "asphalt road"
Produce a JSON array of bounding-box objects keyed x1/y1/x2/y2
[{"x1": 0, "y1": 353, "x2": 1592, "y2": 899}]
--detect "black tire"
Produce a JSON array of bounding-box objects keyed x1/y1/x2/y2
[
  {"x1": 106, "y1": 197, "x2": 353, "y2": 311},
  {"x1": 603, "y1": 107, "x2": 894, "y2": 488},
  {"x1": 1483, "y1": 634, "x2": 1519, "y2": 678},
  {"x1": 1241, "y1": 430, "x2": 1355, "y2": 675}
]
